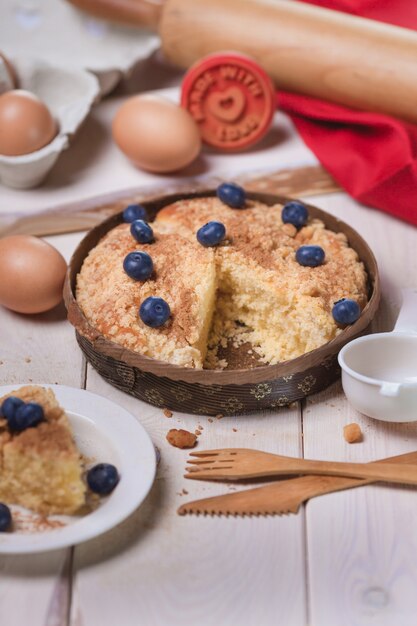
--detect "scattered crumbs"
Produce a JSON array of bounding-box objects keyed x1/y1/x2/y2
[
  {"x1": 166, "y1": 429, "x2": 197, "y2": 449},
  {"x1": 182, "y1": 488, "x2": 188, "y2": 495},
  {"x1": 195, "y1": 429, "x2": 202, "y2": 436},
  {"x1": 198, "y1": 425, "x2": 204, "y2": 431},
  {"x1": 208, "y1": 418, "x2": 213, "y2": 423},
  {"x1": 12, "y1": 511, "x2": 67, "y2": 534},
  {"x1": 0, "y1": 361, "x2": 3, "y2": 365},
  {"x1": 25, "y1": 357, "x2": 31, "y2": 363},
  {"x1": 252, "y1": 433, "x2": 256, "y2": 436},
  {"x1": 343, "y1": 422, "x2": 363, "y2": 444},
  {"x1": 163, "y1": 408, "x2": 173, "y2": 418},
  {"x1": 232, "y1": 428, "x2": 238, "y2": 432},
  {"x1": 28, "y1": 379, "x2": 33, "y2": 382},
  {"x1": 216, "y1": 414, "x2": 224, "y2": 420}
]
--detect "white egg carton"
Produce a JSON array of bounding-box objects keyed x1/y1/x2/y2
[
  {"x1": 0, "y1": 0, "x2": 159, "y2": 96},
  {"x1": 0, "y1": 57, "x2": 100, "y2": 189}
]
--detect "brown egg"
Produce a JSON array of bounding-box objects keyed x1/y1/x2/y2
[
  {"x1": 0, "y1": 236, "x2": 67, "y2": 314},
  {"x1": 112, "y1": 95, "x2": 201, "y2": 173},
  {"x1": 0, "y1": 90, "x2": 57, "y2": 156}
]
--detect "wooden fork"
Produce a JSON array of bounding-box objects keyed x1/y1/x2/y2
[{"x1": 185, "y1": 448, "x2": 417, "y2": 485}]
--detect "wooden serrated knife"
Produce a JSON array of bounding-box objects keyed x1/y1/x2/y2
[{"x1": 178, "y1": 450, "x2": 417, "y2": 516}]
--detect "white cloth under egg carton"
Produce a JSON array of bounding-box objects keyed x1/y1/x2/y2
[{"x1": 0, "y1": 57, "x2": 99, "y2": 189}]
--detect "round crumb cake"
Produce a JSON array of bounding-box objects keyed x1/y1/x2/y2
[{"x1": 76, "y1": 196, "x2": 368, "y2": 369}]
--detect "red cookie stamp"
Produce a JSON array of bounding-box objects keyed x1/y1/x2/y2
[{"x1": 181, "y1": 52, "x2": 275, "y2": 152}]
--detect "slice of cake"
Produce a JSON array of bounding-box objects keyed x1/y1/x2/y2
[
  {"x1": 77, "y1": 224, "x2": 217, "y2": 368},
  {"x1": 0, "y1": 386, "x2": 86, "y2": 516}
]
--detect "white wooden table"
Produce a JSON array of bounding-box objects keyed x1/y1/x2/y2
[{"x1": 1, "y1": 82, "x2": 417, "y2": 626}]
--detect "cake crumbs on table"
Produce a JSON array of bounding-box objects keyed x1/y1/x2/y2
[
  {"x1": 25, "y1": 357, "x2": 31, "y2": 363},
  {"x1": 208, "y1": 418, "x2": 213, "y2": 423},
  {"x1": 195, "y1": 429, "x2": 202, "y2": 436},
  {"x1": 232, "y1": 428, "x2": 238, "y2": 432},
  {"x1": 166, "y1": 429, "x2": 197, "y2": 449},
  {"x1": 163, "y1": 408, "x2": 173, "y2": 418},
  {"x1": 343, "y1": 422, "x2": 363, "y2": 443},
  {"x1": 215, "y1": 414, "x2": 224, "y2": 420}
]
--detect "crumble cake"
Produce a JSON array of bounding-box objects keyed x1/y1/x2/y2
[
  {"x1": 0, "y1": 386, "x2": 86, "y2": 515},
  {"x1": 76, "y1": 196, "x2": 368, "y2": 369}
]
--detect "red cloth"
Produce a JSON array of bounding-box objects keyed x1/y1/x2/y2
[{"x1": 278, "y1": 0, "x2": 417, "y2": 226}]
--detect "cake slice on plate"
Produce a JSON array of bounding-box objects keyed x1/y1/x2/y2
[{"x1": 0, "y1": 385, "x2": 86, "y2": 516}]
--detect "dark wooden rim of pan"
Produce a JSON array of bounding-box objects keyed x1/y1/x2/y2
[{"x1": 64, "y1": 190, "x2": 381, "y2": 385}]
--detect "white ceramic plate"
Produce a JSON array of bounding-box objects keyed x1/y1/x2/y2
[{"x1": 0, "y1": 384, "x2": 156, "y2": 554}]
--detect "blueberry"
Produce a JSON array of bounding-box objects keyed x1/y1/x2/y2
[
  {"x1": 122, "y1": 204, "x2": 147, "y2": 223},
  {"x1": 282, "y1": 201, "x2": 308, "y2": 229},
  {"x1": 130, "y1": 220, "x2": 154, "y2": 244},
  {"x1": 216, "y1": 182, "x2": 246, "y2": 208},
  {"x1": 8, "y1": 402, "x2": 44, "y2": 432},
  {"x1": 332, "y1": 298, "x2": 361, "y2": 325},
  {"x1": 1, "y1": 396, "x2": 24, "y2": 420},
  {"x1": 0, "y1": 503, "x2": 12, "y2": 532},
  {"x1": 196, "y1": 221, "x2": 226, "y2": 247},
  {"x1": 295, "y1": 245, "x2": 325, "y2": 267},
  {"x1": 123, "y1": 251, "x2": 153, "y2": 281},
  {"x1": 87, "y1": 463, "x2": 119, "y2": 496},
  {"x1": 139, "y1": 296, "x2": 171, "y2": 328}
]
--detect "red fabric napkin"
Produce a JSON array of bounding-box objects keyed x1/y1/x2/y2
[{"x1": 278, "y1": 0, "x2": 417, "y2": 226}]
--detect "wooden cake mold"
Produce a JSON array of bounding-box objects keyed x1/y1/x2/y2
[{"x1": 64, "y1": 190, "x2": 380, "y2": 416}]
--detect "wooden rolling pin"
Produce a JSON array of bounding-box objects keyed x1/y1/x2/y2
[{"x1": 69, "y1": 0, "x2": 417, "y2": 123}]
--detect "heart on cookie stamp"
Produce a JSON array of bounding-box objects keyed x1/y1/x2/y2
[{"x1": 207, "y1": 87, "x2": 246, "y2": 122}]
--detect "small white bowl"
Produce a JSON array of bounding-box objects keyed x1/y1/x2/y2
[
  {"x1": 0, "y1": 57, "x2": 99, "y2": 189},
  {"x1": 339, "y1": 289, "x2": 417, "y2": 422}
]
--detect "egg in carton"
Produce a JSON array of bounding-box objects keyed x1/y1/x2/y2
[{"x1": 0, "y1": 56, "x2": 99, "y2": 189}]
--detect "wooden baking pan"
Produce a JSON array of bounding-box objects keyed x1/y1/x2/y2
[{"x1": 64, "y1": 190, "x2": 380, "y2": 415}]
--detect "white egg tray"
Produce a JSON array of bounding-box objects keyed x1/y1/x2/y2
[
  {"x1": 0, "y1": 57, "x2": 100, "y2": 189},
  {"x1": 0, "y1": 0, "x2": 159, "y2": 96}
]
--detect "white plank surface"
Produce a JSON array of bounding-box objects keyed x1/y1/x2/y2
[
  {"x1": 302, "y1": 194, "x2": 417, "y2": 626},
  {"x1": 0, "y1": 234, "x2": 83, "y2": 626},
  {"x1": 70, "y1": 371, "x2": 307, "y2": 626}
]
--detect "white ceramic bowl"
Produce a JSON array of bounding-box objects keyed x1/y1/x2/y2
[
  {"x1": 339, "y1": 333, "x2": 417, "y2": 422},
  {"x1": 338, "y1": 289, "x2": 417, "y2": 422}
]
